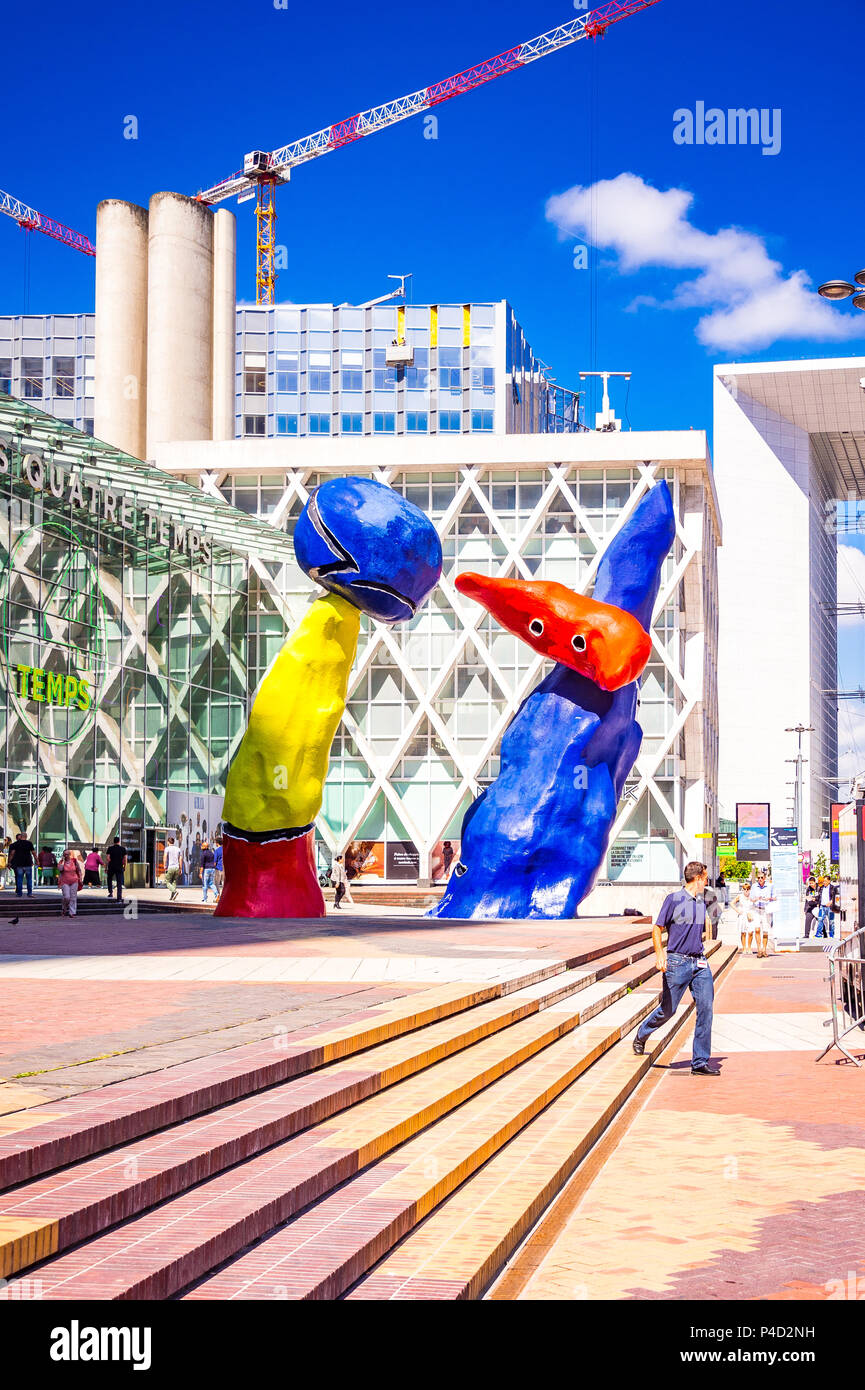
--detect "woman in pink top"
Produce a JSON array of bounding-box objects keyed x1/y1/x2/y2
[
  {"x1": 58, "y1": 849, "x2": 84, "y2": 917},
  {"x1": 82, "y1": 848, "x2": 102, "y2": 888}
]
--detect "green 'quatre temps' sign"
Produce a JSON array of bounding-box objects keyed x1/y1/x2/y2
[{"x1": 0, "y1": 517, "x2": 108, "y2": 745}]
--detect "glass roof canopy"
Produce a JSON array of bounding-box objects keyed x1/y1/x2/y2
[{"x1": 0, "y1": 392, "x2": 297, "y2": 566}]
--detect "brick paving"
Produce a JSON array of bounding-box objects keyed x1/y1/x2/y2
[{"x1": 499, "y1": 952, "x2": 865, "y2": 1302}]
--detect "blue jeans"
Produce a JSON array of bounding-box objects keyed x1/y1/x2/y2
[
  {"x1": 202, "y1": 868, "x2": 216, "y2": 902},
  {"x1": 635, "y1": 953, "x2": 714, "y2": 1068},
  {"x1": 14, "y1": 866, "x2": 32, "y2": 896},
  {"x1": 815, "y1": 906, "x2": 834, "y2": 938}
]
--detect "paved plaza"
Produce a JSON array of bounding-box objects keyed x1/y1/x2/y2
[{"x1": 0, "y1": 902, "x2": 858, "y2": 1302}]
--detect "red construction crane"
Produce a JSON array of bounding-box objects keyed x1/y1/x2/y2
[
  {"x1": 198, "y1": 0, "x2": 662, "y2": 304},
  {"x1": 0, "y1": 188, "x2": 95, "y2": 257}
]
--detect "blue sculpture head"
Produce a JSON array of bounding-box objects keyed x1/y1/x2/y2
[{"x1": 294, "y1": 476, "x2": 442, "y2": 623}]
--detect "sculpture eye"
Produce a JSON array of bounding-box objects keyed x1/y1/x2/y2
[
  {"x1": 455, "y1": 862, "x2": 467, "y2": 877},
  {"x1": 529, "y1": 618, "x2": 544, "y2": 637},
  {"x1": 572, "y1": 634, "x2": 587, "y2": 652}
]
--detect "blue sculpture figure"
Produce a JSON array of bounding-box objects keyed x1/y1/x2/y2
[
  {"x1": 294, "y1": 476, "x2": 443, "y2": 622},
  {"x1": 431, "y1": 481, "x2": 676, "y2": 920}
]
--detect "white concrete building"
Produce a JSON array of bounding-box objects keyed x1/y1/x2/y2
[
  {"x1": 713, "y1": 357, "x2": 865, "y2": 845},
  {"x1": 155, "y1": 430, "x2": 721, "y2": 893}
]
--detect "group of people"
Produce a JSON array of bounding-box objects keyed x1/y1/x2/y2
[
  {"x1": 803, "y1": 874, "x2": 839, "y2": 939},
  {"x1": 731, "y1": 868, "x2": 776, "y2": 957},
  {"x1": 0, "y1": 834, "x2": 129, "y2": 916},
  {"x1": 162, "y1": 836, "x2": 223, "y2": 903}
]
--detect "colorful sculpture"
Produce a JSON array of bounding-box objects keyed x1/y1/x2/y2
[
  {"x1": 432, "y1": 481, "x2": 676, "y2": 921},
  {"x1": 216, "y1": 478, "x2": 442, "y2": 919}
]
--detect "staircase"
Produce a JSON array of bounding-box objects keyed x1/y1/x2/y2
[{"x1": 0, "y1": 931, "x2": 735, "y2": 1300}]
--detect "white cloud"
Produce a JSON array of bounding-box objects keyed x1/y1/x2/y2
[{"x1": 546, "y1": 173, "x2": 865, "y2": 352}]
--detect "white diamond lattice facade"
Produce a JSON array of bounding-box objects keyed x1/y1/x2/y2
[{"x1": 157, "y1": 432, "x2": 721, "y2": 889}]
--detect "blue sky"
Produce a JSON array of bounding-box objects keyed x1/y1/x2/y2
[
  {"x1": 2, "y1": 0, "x2": 864, "y2": 432},
  {"x1": 3, "y1": 0, "x2": 865, "y2": 786}
]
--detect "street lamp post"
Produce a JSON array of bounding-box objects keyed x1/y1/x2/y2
[
  {"x1": 817, "y1": 269, "x2": 865, "y2": 311},
  {"x1": 785, "y1": 724, "x2": 814, "y2": 842}
]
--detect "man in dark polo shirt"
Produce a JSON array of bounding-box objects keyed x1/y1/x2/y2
[{"x1": 632, "y1": 860, "x2": 720, "y2": 1076}]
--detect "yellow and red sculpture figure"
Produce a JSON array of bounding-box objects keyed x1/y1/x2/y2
[{"x1": 216, "y1": 478, "x2": 442, "y2": 919}]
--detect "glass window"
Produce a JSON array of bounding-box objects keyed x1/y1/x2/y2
[
  {"x1": 0, "y1": 359, "x2": 11, "y2": 394},
  {"x1": 22, "y1": 357, "x2": 43, "y2": 398},
  {"x1": 244, "y1": 370, "x2": 265, "y2": 395},
  {"x1": 308, "y1": 350, "x2": 332, "y2": 393},
  {"x1": 406, "y1": 411, "x2": 428, "y2": 433},
  {"x1": 374, "y1": 412, "x2": 395, "y2": 434},
  {"x1": 309, "y1": 413, "x2": 331, "y2": 434},
  {"x1": 471, "y1": 410, "x2": 494, "y2": 432},
  {"x1": 243, "y1": 415, "x2": 265, "y2": 436},
  {"x1": 52, "y1": 357, "x2": 75, "y2": 398},
  {"x1": 276, "y1": 414, "x2": 298, "y2": 435},
  {"x1": 276, "y1": 351, "x2": 298, "y2": 393},
  {"x1": 341, "y1": 413, "x2": 363, "y2": 434},
  {"x1": 471, "y1": 366, "x2": 495, "y2": 392},
  {"x1": 439, "y1": 411, "x2": 461, "y2": 432},
  {"x1": 405, "y1": 347, "x2": 429, "y2": 390},
  {"x1": 373, "y1": 349, "x2": 396, "y2": 391}
]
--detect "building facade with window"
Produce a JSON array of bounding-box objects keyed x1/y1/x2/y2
[
  {"x1": 156, "y1": 430, "x2": 721, "y2": 893},
  {"x1": 0, "y1": 392, "x2": 303, "y2": 881},
  {"x1": 0, "y1": 301, "x2": 579, "y2": 450}
]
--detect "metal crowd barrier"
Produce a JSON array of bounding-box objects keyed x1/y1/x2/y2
[{"x1": 817, "y1": 926, "x2": 865, "y2": 1067}]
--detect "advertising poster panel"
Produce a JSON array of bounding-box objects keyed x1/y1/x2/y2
[
  {"x1": 770, "y1": 826, "x2": 801, "y2": 950},
  {"x1": 831, "y1": 802, "x2": 847, "y2": 865},
  {"x1": 736, "y1": 802, "x2": 771, "y2": 863}
]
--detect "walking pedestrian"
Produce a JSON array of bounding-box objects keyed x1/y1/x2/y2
[
  {"x1": 0, "y1": 836, "x2": 10, "y2": 890},
  {"x1": 82, "y1": 847, "x2": 102, "y2": 888},
  {"x1": 715, "y1": 869, "x2": 729, "y2": 908},
  {"x1": 213, "y1": 840, "x2": 224, "y2": 897},
  {"x1": 829, "y1": 880, "x2": 840, "y2": 939},
  {"x1": 58, "y1": 849, "x2": 83, "y2": 916},
  {"x1": 10, "y1": 832, "x2": 35, "y2": 898},
  {"x1": 632, "y1": 861, "x2": 719, "y2": 1076},
  {"x1": 815, "y1": 876, "x2": 832, "y2": 939},
  {"x1": 104, "y1": 837, "x2": 127, "y2": 902},
  {"x1": 37, "y1": 845, "x2": 57, "y2": 886},
  {"x1": 803, "y1": 875, "x2": 820, "y2": 939},
  {"x1": 750, "y1": 867, "x2": 775, "y2": 957},
  {"x1": 733, "y1": 880, "x2": 757, "y2": 954},
  {"x1": 163, "y1": 837, "x2": 182, "y2": 901},
  {"x1": 200, "y1": 841, "x2": 217, "y2": 904},
  {"x1": 331, "y1": 854, "x2": 353, "y2": 910}
]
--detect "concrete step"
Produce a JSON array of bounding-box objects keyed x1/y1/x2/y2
[
  {"x1": 0, "y1": 894, "x2": 133, "y2": 918},
  {"x1": 346, "y1": 944, "x2": 737, "y2": 1300},
  {"x1": 0, "y1": 962, "x2": 626, "y2": 1281},
  {"x1": 181, "y1": 982, "x2": 666, "y2": 1299},
  {"x1": 0, "y1": 931, "x2": 652, "y2": 1193},
  {"x1": 0, "y1": 950, "x2": 657, "y2": 1298},
  {"x1": 0, "y1": 981, "x2": 501, "y2": 1195}
]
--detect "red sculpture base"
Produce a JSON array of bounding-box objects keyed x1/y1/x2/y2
[{"x1": 213, "y1": 827, "x2": 325, "y2": 919}]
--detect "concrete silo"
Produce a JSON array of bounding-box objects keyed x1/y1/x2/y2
[
  {"x1": 212, "y1": 208, "x2": 236, "y2": 443},
  {"x1": 94, "y1": 199, "x2": 149, "y2": 459},
  {"x1": 146, "y1": 191, "x2": 214, "y2": 453}
]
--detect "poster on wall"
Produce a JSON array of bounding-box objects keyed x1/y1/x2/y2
[
  {"x1": 386, "y1": 840, "x2": 420, "y2": 881},
  {"x1": 164, "y1": 791, "x2": 225, "y2": 883},
  {"x1": 431, "y1": 840, "x2": 460, "y2": 882},
  {"x1": 735, "y1": 803, "x2": 771, "y2": 863},
  {"x1": 346, "y1": 841, "x2": 384, "y2": 881}
]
